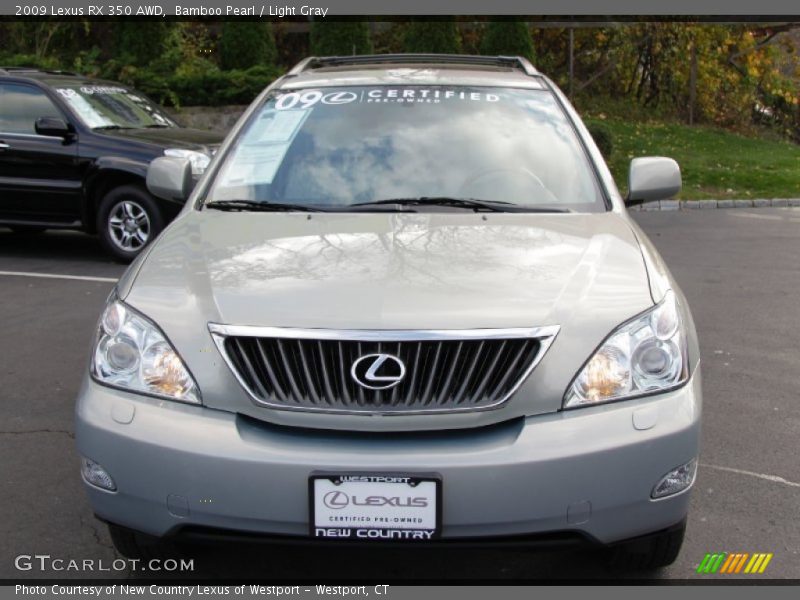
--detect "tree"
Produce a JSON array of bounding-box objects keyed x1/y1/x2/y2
[
  {"x1": 480, "y1": 21, "x2": 535, "y2": 60},
  {"x1": 116, "y1": 22, "x2": 171, "y2": 66},
  {"x1": 219, "y1": 22, "x2": 277, "y2": 71},
  {"x1": 1, "y1": 22, "x2": 91, "y2": 63},
  {"x1": 404, "y1": 20, "x2": 462, "y2": 54},
  {"x1": 310, "y1": 22, "x2": 373, "y2": 56}
]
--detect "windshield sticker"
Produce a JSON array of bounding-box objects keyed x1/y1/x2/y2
[
  {"x1": 79, "y1": 85, "x2": 128, "y2": 95},
  {"x1": 274, "y1": 88, "x2": 500, "y2": 110},
  {"x1": 56, "y1": 88, "x2": 78, "y2": 99},
  {"x1": 56, "y1": 88, "x2": 113, "y2": 128},
  {"x1": 148, "y1": 110, "x2": 171, "y2": 126},
  {"x1": 249, "y1": 109, "x2": 310, "y2": 143},
  {"x1": 217, "y1": 108, "x2": 310, "y2": 186},
  {"x1": 218, "y1": 142, "x2": 291, "y2": 187}
]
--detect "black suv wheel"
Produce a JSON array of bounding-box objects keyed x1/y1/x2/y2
[{"x1": 97, "y1": 184, "x2": 164, "y2": 262}]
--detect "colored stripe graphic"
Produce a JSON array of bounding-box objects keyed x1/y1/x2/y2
[
  {"x1": 696, "y1": 553, "x2": 713, "y2": 573},
  {"x1": 759, "y1": 554, "x2": 774, "y2": 573},
  {"x1": 732, "y1": 553, "x2": 749, "y2": 573},
  {"x1": 697, "y1": 553, "x2": 727, "y2": 573},
  {"x1": 698, "y1": 552, "x2": 773, "y2": 574},
  {"x1": 745, "y1": 554, "x2": 761, "y2": 573},
  {"x1": 711, "y1": 553, "x2": 727, "y2": 573},
  {"x1": 719, "y1": 553, "x2": 737, "y2": 573},
  {"x1": 744, "y1": 553, "x2": 774, "y2": 574}
]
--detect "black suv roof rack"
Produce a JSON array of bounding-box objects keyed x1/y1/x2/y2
[
  {"x1": 288, "y1": 54, "x2": 538, "y2": 77},
  {"x1": 0, "y1": 66, "x2": 78, "y2": 76}
]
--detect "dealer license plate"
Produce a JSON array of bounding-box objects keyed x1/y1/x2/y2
[{"x1": 310, "y1": 473, "x2": 441, "y2": 541}]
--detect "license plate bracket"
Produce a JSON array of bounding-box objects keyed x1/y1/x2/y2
[{"x1": 309, "y1": 472, "x2": 442, "y2": 541}]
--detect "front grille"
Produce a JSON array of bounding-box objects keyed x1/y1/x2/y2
[{"x1": 213, "y1": 327, "x2": 557, "y2": 414}]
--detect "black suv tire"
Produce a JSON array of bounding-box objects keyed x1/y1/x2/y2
[{"x1": 97, "y1": 184, "x2": 164, "y2": 262}]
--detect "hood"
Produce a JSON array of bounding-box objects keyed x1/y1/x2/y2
[
  {"x1": 123, "y1": 211, "x2": 655, "y2": 427},
  {"x1": 96, "y1": 126, "x2": 223, "y2": 151},
  {"x1": 127, "y1": 211, "x2": 652, "y2": 329}
]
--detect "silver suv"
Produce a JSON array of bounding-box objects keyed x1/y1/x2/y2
[{"x1": 75, "y1": 54, "x2": 701, "y2": 570}]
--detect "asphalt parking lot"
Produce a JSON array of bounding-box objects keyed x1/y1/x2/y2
[{"x1": 1, "y1": 207, "x2": 798, "y2": 581}]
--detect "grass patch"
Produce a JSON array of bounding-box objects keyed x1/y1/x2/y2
[{"x1": 584, "y1": 117, "x2": 800, "y2": 200}]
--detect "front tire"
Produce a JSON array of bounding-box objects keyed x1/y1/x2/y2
[{"x1": 97, "y1": 185, "x2": 164, "y2": 262}]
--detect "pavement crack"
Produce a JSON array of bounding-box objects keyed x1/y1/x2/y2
[
  {"x1": 0, "y1": 428, "x2": 74, "y2": 438},
  {"x1": 79, "y1": 514, "x2": 117, "y2": 554},
  {"x1": 700, "y1": 462, "x2": 800, "y2": 489}
]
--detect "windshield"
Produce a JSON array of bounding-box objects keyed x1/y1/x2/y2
[
  {"x1": 55, "y1": 84, "x2": 177, "y2": 130},
  {"x1": 205, "y1": 85, "x2": 604, "y2": 212}
]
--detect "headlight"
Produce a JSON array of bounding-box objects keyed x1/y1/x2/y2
[
  {"x1": 92, "y1": 296, "x2": 200, "y2": 404},
  {"x1": 564, "y1": 290, "x2": 687, "y2": 408},
  {"x1": 163, "y1": 148, "x2": 210, "y2": 175}
]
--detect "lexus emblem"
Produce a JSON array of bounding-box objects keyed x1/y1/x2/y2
[
  {"x1": 350, "y1": 353, "x2": 406, "y2": 390},
  {"x1": 323, "y1": 491, "x2": 349, "y2": 509}
]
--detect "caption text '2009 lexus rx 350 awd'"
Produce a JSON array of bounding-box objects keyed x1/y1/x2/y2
[{"x1": 75, "y1": 54, "x2": 701, "y2": 570}]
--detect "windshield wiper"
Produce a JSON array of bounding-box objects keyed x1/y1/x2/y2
[
  {"x1": 205, "y1": 200, "x2": 325, "y2": 212},
  {"x1": 92, "y1": 125, "x2": 132, "y2": 131},
  {"x1": 349, "y1": 197, "x2": 571, "y2": 213},
  {"x1": 144, "y1": 123, "x2": 172, "y2": 128}
]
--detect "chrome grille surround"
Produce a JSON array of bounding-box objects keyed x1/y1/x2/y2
[{"x1": 209, "y1": 324, "x2": 560, "y2": 415}]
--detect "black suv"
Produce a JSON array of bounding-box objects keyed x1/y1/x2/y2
[{"x1": 0, "y1": 67, "x2": 223, "y2": 260}]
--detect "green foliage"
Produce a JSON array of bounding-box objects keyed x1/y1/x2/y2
[
  {"x1": 480, "y1": 22, "x2": 535, "y2": 61},
  {"x1": 173, "y1": 56, "x2": 220, "y2": 79},
  {"x1": 310, "y1": 21, "x2": 373, "y2": 56},
  {"x1": 0, "y1": 53, "x2": 62, "y2": 70},
  {"x1": 0, "y1": 22, "x2": 89, "y2": 63},
  {"x1": 553, "y1": 23, "x2": 800, "y2": 134},
  {"x1": 219, "y1": 22, "x2": 277, "y2": 70},
  {"x1": 1, "y1": 19, "x2": 797, "y2": 139},
  {"x1": 115, "y1": 22, "x2": 171, "y2": 66},
  {"x1": 372, "y1": 23, "x2": 409, "y2": 54},
  {"x1": 586, "y1": 122, "x2": 613, "y2": 159},
  {"x1": 404, "y1": 20, "x2": 462, "y2": 54},
  {"x1": 173, "y1": 64, "x2": 282, "y2": 106},
  {"x1": 119, "y1": 64, "x2": 283, "y2": 108},
  {"x1": 585, "y1": 116, "x2": 800, "y2": 199},
  {"x1": 71, "y1": 47, "x2": 104, "y2": 77}
]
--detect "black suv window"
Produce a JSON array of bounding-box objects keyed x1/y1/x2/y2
[
  {"x1": 0, "y1": 83, "x2": 62, "y2": 134},
  {"x1": 53, "y1": 85, "x2": 176, "y2": 130}
]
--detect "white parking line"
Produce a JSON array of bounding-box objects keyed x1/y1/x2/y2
[
  {"x1": 0, "y1": 270, "x2": 117, "y2": 283},
  {"x1": 700, "y1": 463, "x2": 800, "y2": 488}
]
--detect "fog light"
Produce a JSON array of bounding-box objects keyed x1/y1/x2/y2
[
  {"x1": 652, "y1": 458, "x2": 697, "y2": 499},
  {"x1": 81, "y1": 458, "x2": 116, "y2": 491}
]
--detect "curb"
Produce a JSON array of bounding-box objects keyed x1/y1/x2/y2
[{"x1": 629, "y1": 198, "x2": 800, "y2": 211}]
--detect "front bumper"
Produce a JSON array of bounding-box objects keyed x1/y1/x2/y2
[{"x1": 75, "y1": 372, "x2": 701, "y2": 545}]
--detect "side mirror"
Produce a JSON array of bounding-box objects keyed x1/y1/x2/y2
[
  {"x1": 35, "y1": 117, "x2": 71, "y2": 138},
  {"x1": 146, "y1": 156, "x2": 193, "y2": 203},
  {"x1": 626, "y1": 157, "x2": 682, "y2": 206}
]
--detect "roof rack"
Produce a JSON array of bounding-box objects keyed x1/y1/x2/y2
[
  {"x1": 288, "y1": 54, "x2": 538, "y2": 77},
  {"x1": 0, "y1": 66, "x2": 78, "y2": 76}
]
